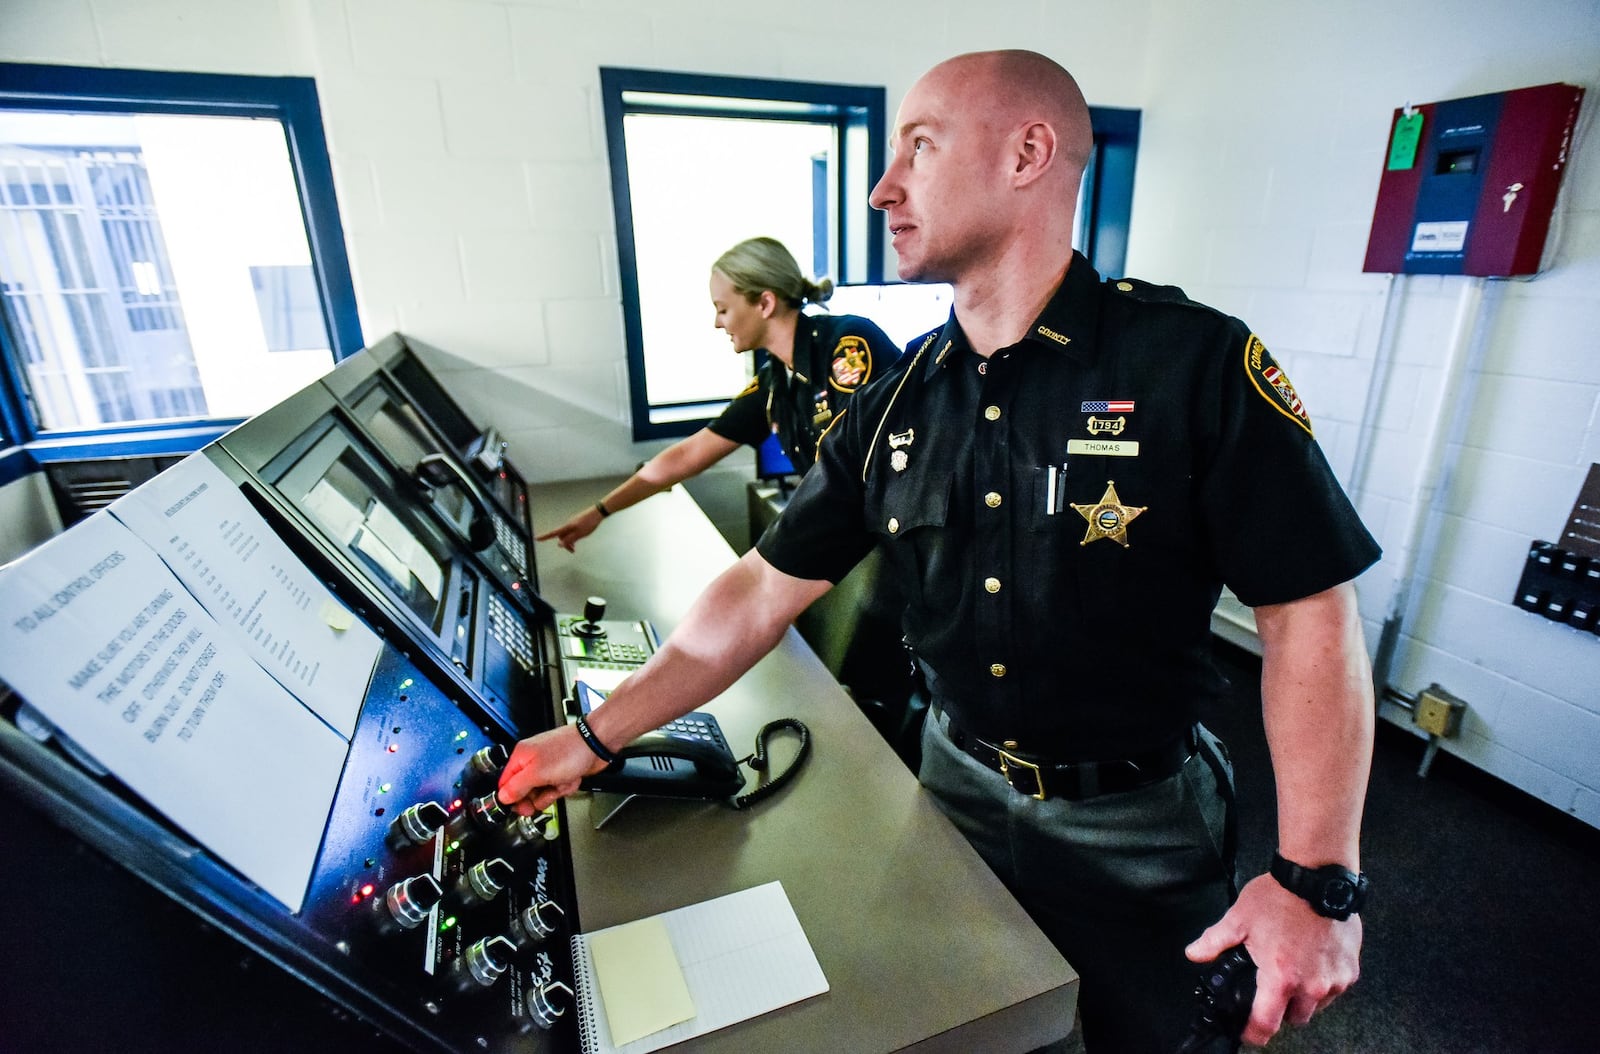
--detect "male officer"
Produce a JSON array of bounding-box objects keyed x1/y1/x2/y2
[{"x1": 501, "y1": 50, "x2": 1379, "y2": 1052}]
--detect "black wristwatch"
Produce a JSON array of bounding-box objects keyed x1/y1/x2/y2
[{"x1": 1270, "y1": 852, "x2": 1369, "y2": 920}]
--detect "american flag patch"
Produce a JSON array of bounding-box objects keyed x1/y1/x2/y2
[{"x1": 1081, "y1": 400, "x2": 1134, "y2": 413}]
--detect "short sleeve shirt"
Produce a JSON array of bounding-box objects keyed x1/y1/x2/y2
[
  {"x1": 757, "y1": 254, "x2": 1380, "y2": 757},
  {"x1": 708, "y1": 313, "x2": 899, "y2": 471}
]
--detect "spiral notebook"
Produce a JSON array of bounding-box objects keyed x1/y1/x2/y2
[{"x1": 570, "y1": 881, "x2": 828, "y2": 1054}]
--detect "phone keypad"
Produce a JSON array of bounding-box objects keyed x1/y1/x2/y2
[{"x1": 661, "y1": 715, "x2": 726, "y2": 748}]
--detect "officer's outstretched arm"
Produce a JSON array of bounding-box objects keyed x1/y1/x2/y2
[
  {"x1": 497, "y1": 549, "x2": 832, "y2": 812},
  {"x1": 1185, "y1": 580, "x2": 1372, "y2": 1047},
  {"x1": 536, "y1": 428, "x2": 741, "y2": 551}
]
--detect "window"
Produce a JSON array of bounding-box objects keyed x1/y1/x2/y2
[
  {"x1": 601, "y1": 69, "x2": 886, "y2": 441},
  {"x1": 602, "y1": 70, "x2": 1140, "y2": 444},
  {"x1": 0, "y1": 63, "x2": 361, "y2": 460}
]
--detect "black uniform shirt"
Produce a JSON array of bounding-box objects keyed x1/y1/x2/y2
[
  {"x1": 709, "y1": 312, "x2": 898, "y2": 470},
  {"x1": 758, "y1": 253, "x2": 1381, "y2": 757}
]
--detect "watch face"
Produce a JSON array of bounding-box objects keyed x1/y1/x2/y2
[{"x1": 1321, "y1": 877, "x2": 1355, "y2": 911}]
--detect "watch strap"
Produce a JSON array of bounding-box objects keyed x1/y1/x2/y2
[{"x1": 1270, "y1": 852, "x2": 1368, "y2": 920}]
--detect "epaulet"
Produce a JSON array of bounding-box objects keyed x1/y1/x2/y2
[{"x1": 1106, "y1": 276, "x2": 1191, "y2": 303}]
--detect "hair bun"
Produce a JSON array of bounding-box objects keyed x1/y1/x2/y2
[{"x1": 810, "y1": 276, "x2": 835, "y2": 304}]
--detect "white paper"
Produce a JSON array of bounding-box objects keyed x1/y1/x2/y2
[
  {"x1": 109, "y1": 453, "x2": 380, "y2": 738},
  {"x1": 0, "y1": 513, "x2": 347, "y2": 911},
  {"x1": 575, "y1": 881, "x2": 828, "y2": 1054}
]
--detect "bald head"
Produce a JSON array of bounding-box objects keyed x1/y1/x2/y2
[
  {"x1": 926, "y1": 50, "x2": 1094, "y2": 174},
  {"x1": 872, "y1": 49, "x2": 1093, "y2": 291}
]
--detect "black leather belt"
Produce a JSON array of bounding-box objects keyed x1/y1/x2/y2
[{"x1": 938, "y1": 709, "x2": 1198, "y2": 801}]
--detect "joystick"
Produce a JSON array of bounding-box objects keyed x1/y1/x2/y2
[{"x1": 571, "y1": 596, "x2": 607, "y2": 639}]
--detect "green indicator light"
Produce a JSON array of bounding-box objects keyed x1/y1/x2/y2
[
  {"x1": 441, "y1": 916, "x2": 457, "y2": 931},
  {"x1": 455, "y1": 730, "x2": 469, "y2": 741},
  {"x1": 379, "y1": 783, "x2": 391, "y2": 794},
  {"x1": 400, "y1": 678, "x2": 414, "y2": 689},
  {"x1": 448, "y1": 840, "x2": 461, "y2": 853}
]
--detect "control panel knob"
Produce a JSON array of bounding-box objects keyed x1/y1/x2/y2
[
  {"x1": 453, "y1": 857, "x2": 515, "y2": 908},
  {"x1": 449, "y1": 935, "x2": 518, "y2": 993},
  {"x1": 572, "y1": 595, "x2": 607, "y2": 638},
  {"x1": 465, "y1": 743, "x2": 510, "y2": 784},
  {"x1": 446, "y1": 791, "x2": 509, "y2": 845},
  {"x1": 509, "y1": 900, "x2": 566, "y2": 949},
  {"x1": 523, "y1": 981, "x2": 574, "y2": 1031},
  {"x1": 375, "y1": 873, "x2": 443, "y2": 932},
  {"x1": 502, "y1": 810, "x2": 556, "y2": 849},
  {"x1": 386, "y1": 801, "x2": 448, "y2": 851}
]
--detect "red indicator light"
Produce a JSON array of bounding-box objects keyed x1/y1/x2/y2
[
  {"x1": 511, "y1": 582, "x2": 520, "y2": 591},
  {"x1": 387, "y1": 743, "x2": 398, "y2": 753},
  {"x1": 451, "y1": 798, "x2": 464, "y2": 811},
  {"x1": 360, "y1": 883, "x2": 375, "y2": 897}
]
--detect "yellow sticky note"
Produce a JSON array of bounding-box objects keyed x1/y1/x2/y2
[
  {"x1": 588, "y1": 916, "x2": 695, "y2": 1046},
  {"x1": 319, "y1": 599, "x2": 353, "y2": 632}
]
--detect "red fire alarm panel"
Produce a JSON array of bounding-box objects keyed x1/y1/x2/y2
[{"x1": 1364, "y1": 82, "x2": 1584, "y2": 276}]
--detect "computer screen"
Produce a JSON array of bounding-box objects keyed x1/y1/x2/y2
[{"x1": 816, "y1": 281, "x2": 955, "y2": 351}]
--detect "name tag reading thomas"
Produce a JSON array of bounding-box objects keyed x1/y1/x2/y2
[{"x1": 1068, "y1": 439, "x2": 1140, "y2": 457}]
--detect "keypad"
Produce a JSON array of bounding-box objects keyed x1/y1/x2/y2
[
  {"x1": 493, "y1": 516, "x2": 528, "y2": 575},
  {"x1": 486, "y1": 592, "x2": 534, "y2": 672}
]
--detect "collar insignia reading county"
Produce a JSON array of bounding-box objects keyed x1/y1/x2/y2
[
  {"x1": 1086, "y1": 415, "x2": 1126, "y2": 436},
  {"x1": 1244, "y1": 335, "x2": 1313, "y2": 436},
  {"x1": 888, "y1": 428, "x2": 914, "y2": 449},
  {"x1": 891, "y1": 449, "x2": 909, "y2": 472},
  {"x1": 1035, "y1": 324, "x2": 1071, "y2": 346},
  {"x1": 934, "y1": 340, "x2": 953, "y2": 366},
  {"x1": 1071, "y1": 481, "x2": 1147, "y2": 548},
  {"x1": 829, "y1": 335, "x2": 871, "y2": 391},
  {"x1": 1081, "y1": 400, "x2": 1134, "y2": 413},
  {"x1": 735, "y1": 376, "x2": 761, "y2": 399}
]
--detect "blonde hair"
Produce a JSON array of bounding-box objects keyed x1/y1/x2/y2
[{"x1": 713, "y1": 237, "x2": 833, "y2": 309}]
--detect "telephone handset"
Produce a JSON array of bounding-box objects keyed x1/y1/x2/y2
[
  {"x1": 574, "y1": 682, "x2": 745, "y2": 800},
  {"x1": 571, "y1": 682, "x2": 810, "y2": 807}
]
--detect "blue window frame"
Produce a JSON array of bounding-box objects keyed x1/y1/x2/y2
[
  {"x1": 0, "y1": 63, "x2": 361, "y2": 469},
  {"x1": 601, "y1": 68, "x2": 886, "y2": 442},
  {"x1": 1080, "y1": 107, "x2": 1141, "y2": 280}
]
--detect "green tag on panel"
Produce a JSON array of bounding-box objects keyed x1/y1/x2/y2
[{"x1": 1387, "y1": 111, "x2": 1423, "y2": 170}]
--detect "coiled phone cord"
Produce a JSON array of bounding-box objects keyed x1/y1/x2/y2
[{"x1": 730, "y1": 719, "x2": 811, "y2": 809}]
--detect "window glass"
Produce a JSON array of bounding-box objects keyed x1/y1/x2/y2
[
  {"x1": 0, "y1": 111, "x2": 334, "y2": 431},
  {"x1": 624, "y1": 112, "x2": 833, "y2": 415}
]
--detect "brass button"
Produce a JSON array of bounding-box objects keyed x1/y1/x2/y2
[
  {"x1": 984, "y1": 577, "x2": 1001, "y2": 593},
  {"x1": 989, "y1": 663, "x2": 1007, "y2": 678},
  {"x1": 1003, "y1": 740, "x2": 1019, "y2": 750},
  {"x1": 1117, "y1": 281, "x2": 1134, "y2": 292},
  {"x1": 887, "y1": 517, "x2": 900, "y2": 533},
  {"x1": 984, "y1": 492, "x2": 1002, "y2": 508},
  {"x1": 984, "y1": 405, "x2": 1001, "y2": 421}
]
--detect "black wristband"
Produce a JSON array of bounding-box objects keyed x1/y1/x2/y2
[
  {"x1": 573, "y1": 714, "x2": 618, "y2": 764},
  {"x1": 594, "y1": 499, "x2": 611, "y2": 518}
]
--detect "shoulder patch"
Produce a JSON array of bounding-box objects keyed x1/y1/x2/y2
[
  {"x1": 828, "y1": 334, "x2": 872, "y2": 392},
  {"x1": 1243, "y1": 334, "x2": 1313, "y2": 436}
]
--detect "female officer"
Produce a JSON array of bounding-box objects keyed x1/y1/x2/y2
[{"x1": 538, "y1": 236, "x2": 898, "y2": 551}]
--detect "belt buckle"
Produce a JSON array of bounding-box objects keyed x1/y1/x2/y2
[{"x1": 996, "y1": 747, "x2": 1047, "y2": 801}]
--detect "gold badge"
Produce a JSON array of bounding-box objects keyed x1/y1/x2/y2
[
  {"x1": 1086, "y1": 415, "x2": 1126, "y2": 436},
  {"x1": 829, "y1": 336, "x2": 871, "y2": 391},
  {"x1": 1071, "y1": 481, "x2": 1147, "y2": 548}
]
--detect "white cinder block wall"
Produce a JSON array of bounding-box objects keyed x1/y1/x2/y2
[
  {"x1": 2, "y1": 0, "x2": 1596, "y2": 824},
  {"x1": 1124, "y1": 0, "x2": 1600, "y2": 827}
]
